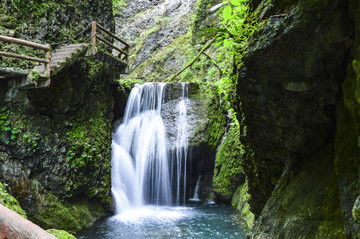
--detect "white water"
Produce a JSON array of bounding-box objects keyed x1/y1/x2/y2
[
  {"x1": 189, "y1": 176, "x2": 202, "y2": 202},
  {"x1": 171, "y1": 83, "x2": 189, "y2": 205},
  {"x1": 111, "y1": 82, "x2": 190, "y2": 214}
]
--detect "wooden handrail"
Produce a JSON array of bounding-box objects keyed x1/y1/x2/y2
[
  {"x1": 91, "y1": 21, "x2": 129, "y2": 63},
  {"x1": 0, "y1": 35, "x2": 51, "y2": 77},
  {"x1": 97, "y1": 36, "x2": 128, "y2": 58},
  {"x1": 0, "y1": 51, "x2": 49, "y2": 63},
  {"x1": 95, "y1": 23, "x2": 129, "y2": 47},
  {"x1": 0, "y1": 21, "x2": 129, "y2": 80},
  {"x1": 0, "y1": 35, "x2": 50, "y2": 51}
]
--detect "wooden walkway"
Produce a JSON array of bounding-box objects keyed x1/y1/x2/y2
[{"x1": 0, "y1": 21, "x2": 129, "y2": 89}]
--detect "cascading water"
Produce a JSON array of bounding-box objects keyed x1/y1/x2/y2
[
  {"x1": 111, "y1": 83, "x2": 171, "y2": 214},
  {"x1": 189, "y1": 176, "x2": 202, "y2": 202},
  {"x1": 111, "y1": 82, "x2": 190, "y2": 214},
  {"x1": 171, "y1": 83, "x2": 189, "y2": 205},
  {"x1": 79, "y1": 82, "x2": 247, "y2": 239}
]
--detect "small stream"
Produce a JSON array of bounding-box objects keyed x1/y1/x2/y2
[{"x1": 77, "y1": 205, "x2": 247, "y2": 239}]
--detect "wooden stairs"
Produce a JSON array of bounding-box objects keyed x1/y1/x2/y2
[{"x1": 0, "y1": 21, "x2": 129, "y2": 90}]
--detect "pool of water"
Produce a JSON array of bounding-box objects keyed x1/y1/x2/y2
[{"x1": 77, "y1": 205, "x2": 247, "y2": 239}]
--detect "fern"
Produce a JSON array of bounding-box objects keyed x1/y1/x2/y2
[{"x1": 202, "y1": 0, "x2": 262, "y2": 124}]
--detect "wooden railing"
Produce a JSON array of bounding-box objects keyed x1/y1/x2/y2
[
  {"x1": 0, "y1": 21, "x2": 129, "y2": 78},
  {"x1": 0, "y1": 35, "x2": 51, "y2": 76},
  {"x1": 91, "y1": 21, "x2": 129, "y2": 62}
]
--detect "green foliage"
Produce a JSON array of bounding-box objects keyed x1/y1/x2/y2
[
  {"x1": 0, "y1": 107, "x2": 41, "y2": 152},
  {"x1": 66, "y1": 118, "x2": 105, "y2": 169},
  {"x1": 201, "y1": 0, "x2": 262, "y2": 119},
  {"x1": 64, "y1": 114, "x2": 111, "y2": 204},
  {"x1": 46, "y1": 229, "x2": 76, "y2": 239},
  {"x1": 31, "y1": 68, "x2": 42, "y2": 82},
  {"x1": 0, "y1": 182, "x2": 27, "y2": 218},
  {"x1": 0, "y1": 44, "x2": 43, "y2": 69}
]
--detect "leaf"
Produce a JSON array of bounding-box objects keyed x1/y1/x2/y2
[
  {"x1": 223, "y1": 5, "x2": 232, "y2": 21},
  {"x1": 231, "y1": 0, "x2": 241, "y2": 6}
]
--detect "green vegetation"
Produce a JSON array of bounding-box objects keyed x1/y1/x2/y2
[
  {"x1": 47, "y1": 229, "x2": 77, "y2": 239},
  {"x1": 113, "y1": 0, "x2": 127, "y2": 15},
  {"x1": 0, "y1": 107, "x2": 42, "y2": 152},
  {"x1": 0, "y1": 182, "x2": 27, "y2": 218},
  {"x1": 30, "y1": 192, "x2": 105, "y2": 232},
  {"x1": 213, "y1": 124, "x2": 244, "y2": 201},
  {"x1": 209, "y1": 0, "x2": 261, "y2": 118},
  {"x1": 231, "y1": 180, "x2": 255, "y2": 230},
  {"x1": 116, "y1": 78, "x2": 145, "y2": 94}
]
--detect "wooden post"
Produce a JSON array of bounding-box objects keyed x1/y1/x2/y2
[
  {"x1": 123, "y1": 45, "x2": 129, "y2": 63},
  {"x1": 45, "y1": 44, "x2": 51, "y2": 77},
  {"x1": 91, "y1": 21, "x2": 97, "y2": 54}
]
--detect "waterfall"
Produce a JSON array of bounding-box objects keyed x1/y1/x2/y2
[
  {"x1": 111, "y1": 82, "x2": 191, "y2": 214},
  {"x1": 170, "y1": 83, "x2": 189, "y2": 205},
  {"x1": 189, "y1": 176, "x2": 202, "y2": 202}
]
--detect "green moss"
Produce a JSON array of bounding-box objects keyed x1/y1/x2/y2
[
  {"x1": 29, "y1": 192, "x2": 105, "y2": 232},
  {"x1": 130, "y1": 30, "x2": 194, "y2": 81},
  {"x1": 0, "y1": 182, "x2": 27, "y2": 218},
  {"x1": 46, "y1": 229, "x2": 77, "y2": 239},
  {"x1": 0, "y1": 107, "x2": 42, "y2": 153},
  {"x1": 65, "y1": 115, "x2": 111, "y2": 205},
  {"x1": 231, "y1": 180, "x2": 255, "y2": 230},
  {"x1": 116, "y1": 78, "x2": 145, "y2": 94},
  {"x1": 213, "y1": 124, "x2": 244, "y2": 202},
  {"x1": 190, "y1": 84, "x2": 225, "y2": 148},
  {"x1": 113, "y1": 0, "x2": 127, "y2": 15},
  {"x1": 253, "y1": 142, "x2": 345, "y2": 238}
]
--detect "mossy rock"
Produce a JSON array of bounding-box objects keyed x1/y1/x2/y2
[
  {"x1": 28, "y1": 192, "x2": 106, "y2": 232},
  {"x1": 47, "y1": 229, "x2": 77, "y2": 239},
  {"x1": 252, "y1": 142, "x2": 345, "y2": 238},
  {"x1": 231, "y1": 180, "x2": 255, "y2": 230},
  {"x1": 213, "y1": 124, "x2": 245, "y2": 203},
  {"x1": 0, "y1": 182, "x2": 27, "y2": 218},
  {"x1": 352, "y1": 196, "x2": 360, "y2": 224}
]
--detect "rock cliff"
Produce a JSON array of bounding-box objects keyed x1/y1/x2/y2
[
  {"x1": 0, "y1": 0, "x2": 115, "y2": 232},
  {"x1": 236, "y1": 0, "x2": 360, "y2": 237}
]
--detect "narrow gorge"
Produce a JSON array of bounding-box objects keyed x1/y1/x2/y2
[{"x1": 0, "y1": 0, "x2": 360, "y2": 238}]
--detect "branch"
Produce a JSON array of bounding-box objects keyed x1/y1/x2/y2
[
  {"x1": 167, "y1": 34, "x2": 219, "y2": 82},
  {"x1": 201, "y1": 52, "x2": 222, "y2": 78}
]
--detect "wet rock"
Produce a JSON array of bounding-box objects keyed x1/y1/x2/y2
[
  {"x1": 353, "y1": 196, "x2": 360, "y2": 224},
  {"x1": 238, "y1": 0, "x2": 351, "y2": 217}
]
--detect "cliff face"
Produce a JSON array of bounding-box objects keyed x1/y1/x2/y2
[
  {"x1": 0, "y1": 0, "x2": 115, "y2": 232},
  {"x1": 114, "y1": 0, "x2": 222, "y2": 81},
  {"x1": 236, "y1": 0, "x2": 360, "y2": 237}
]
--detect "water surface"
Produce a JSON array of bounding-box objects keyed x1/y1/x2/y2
[{"x1": 77, "y1": 205, "x2": 247, "y2": 239}]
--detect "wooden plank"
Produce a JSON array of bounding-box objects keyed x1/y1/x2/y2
[
  {"x1": 0, "y1": 51, "x2": 49, "y2": 63},
  {"x1": 95, "y1": 23, "x2": 129, "y2": 47},
  {"x1": 97, "y1": 36, "x2": 128, "y2": 58},
  {"x1": 0, "y1": 35, "x2": 50, "y2": 51}
]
